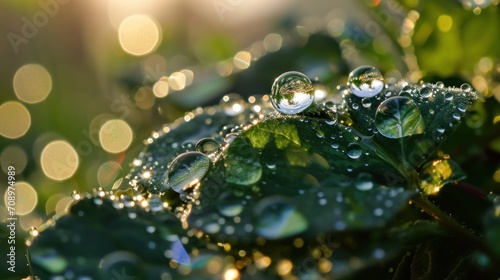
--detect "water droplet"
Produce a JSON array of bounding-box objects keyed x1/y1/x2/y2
[
  {"x1": 458, "y1": 103, "x2": 467, "y2": 112},
  {"x1": 460, "y1": 83, "x2": 472, "y2": 92},
  {"x1": 217, "y1": 194, "x2": 243, "y2": 217},
  {"x1": 164, "y1": 152, "x2": 211, "y2": 194},
  {"x1": 195, "y1": 138, "x2": 219, "y2": 157},
  {"x1": 355, "y1": 172, "x2": 374, "y2": 191},
  {"x1": 375, "y1": 97, "x2": 425, "y2": 139},
  {"x1": 347, "y1": 143, "x2": 362, "y2": 159},
  {"x1": 437, "y1": 127, "x2": 445, "y2": 134},
  {"x1": 435, "y1": 81, "x2": 444, "y2": 88},
  {"x1": 444, "y1": 92, "x2": 454, "y2": 100},
  {"x1": 452, "y1": 112, "x2": 461, "y2": 120},
  {"x1": 220, "y1": 94, "x2": 246, "y2": 116},
  {"x1": 351, "y1": 103, "x2": 359, "y2": 110},
  {"x1": 29, "y1": 226, "x2": 39, "y2": 237},
  {"x1": 71, "y1": 190, "x2": 81, "y2": 200},
  {"x1": 373, "y1": 248, "x2": 385, "y2": 259},
  {"x1": 255, "y1": 197, "x2": 308, "y2": 239},
  {"x1": 361, "y1": 98, "x2": 372, "y2": 108},
  {"x1": 271, "y1": 71, "x2": 315, "y2": 115},
  {"x1": 224, "y1": 133, "x2": 239, "y2": 144},
  {"x1": 204, "y1": 223, "x2": 221, "y2": 234},
  {"x1": 148, "y1": 195, "x2": 163, "y2": 212},
  {"x1": 347, "y1": 66, "x2": 385, "y2": 98},
  {"x1": 373, "y1": 208, "x2": 384, "y2": 216},
  {"x1": 419, "y1": 87, "x2": 432, "y2": 98},
  {"x1": 93, "y1": 197, "x2": 103, "y2": 205}
]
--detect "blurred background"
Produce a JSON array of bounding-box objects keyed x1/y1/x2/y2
[{"x1": 0, "y1": 0, "x2": 499, "y2": 277}]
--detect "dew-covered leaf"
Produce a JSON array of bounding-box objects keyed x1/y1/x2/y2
[
  {"x1": 189, "y1": 117, "x2": 414, "y2": 243},
  {"x1": 29, "y1": 191, "x2": 229, "y2": 280},
  {"x1": 343, "y1": 81, "x2": 478, "y2": 172},
  {"x1": 127, "y1": 98, "x2": 275, "y2": 194}
]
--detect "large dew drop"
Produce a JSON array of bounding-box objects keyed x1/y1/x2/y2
[
  {"x1": 271, "y1": 71, "x2": 315, "y2": 115},
  {"x1": 375, "y1": 96, "x2": 425, "y2": 139},
  {"x1": 164, "y1": 152, "x2": 211, "y2": 193},
  {"x1": 347, "y1": 66, "x2": 385, "y2": 98},
  {"x1": 255, "y1": 197, "x2": 308, "y2": 239}
]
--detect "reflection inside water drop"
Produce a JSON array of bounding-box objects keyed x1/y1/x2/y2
[
  {"x1": 347, "y1": 66, "x2": 385, "y2": 98},
  {"x1": 271, "y1": 71, "x2": 315, "y2": 115},
  {"x1": 164, "y1": 152, "x2": 211, "y2": 194}
]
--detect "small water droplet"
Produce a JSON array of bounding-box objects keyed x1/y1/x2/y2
[
  {"x1": 361, "y1": 98, "x2": 372, "y2": 108},
  {"x1": 347, "y1": 143, "x2": 362, "y2": 159},
  {"x1": 148, "y1": 195, "x2": 163, "y2": 212},
  {"x1": 220, "y1": 94, "x2": 246, "y2": 116},
  {"x1": 435, "y1": 81, "x2": 444, "y2": 88},
  {"x1": 419, "y1": 87, "x2": 432, "y2": 98},
  {"x1": 255, "y1": 197, "x2": 308, "y2": 239},
  {"x1": 437, "y1": 127, "x2": 445, "y2": 134},
  {"x1": 93, "y1": 197, "x2": 103, "y2": 205},
  {"x1": 373, "y1": 208, "x2": 384, "y2": 216},
  {"x1": 458, "y1": 103, "x2": 467, "y2": 112},
  {"x1": 218, "y1": 201, "x2": 244, "y2": 217},
  {"x1": 375, "y1": 97, "x2": 425, "y2": 139},
  {"x1": 331, "y1": 143, "x2": 339, "y2": 149},
  {"x1": 452, "y1": 112, "x2": 461, "y2": 120},
  {"x1": 444, "y1": 92, "x2": 454, "y2": 100},
  {"x1": 164, "y1": 152, "x2": 211, "y2": 194},
  {"x1": 28, "y1": 226, "x2": 39, "y2": 237},
  {"x1": 195, "y1": 138, "x2": 220, "y2": 157},
  {"x1": 355, "y1": 173, "x2": 374, "y2": 191},
  {"x1": 460, "y1": 83, "x2": 472, "y2": 92},
  {"x1": 224, "y1": 133, "x2": 239, "y2": 144},
  {"x1": 204, "y1": 223, "x2": 221, "y2": 234},
  {"x1": 347, "y1": 66, "x2": 385, "y2": 98},
  {"x1": 271, "y1": 71, "x2": 315, "y2": 115},
  {"x1": 71, "y1": 190, "x2": 81, "y2": 200},
  {"x1": 351, "y1": 102, "x2": 359, "y2": 110}
]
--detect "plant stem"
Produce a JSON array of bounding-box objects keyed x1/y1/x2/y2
[{"x1": 412, "y1": 195, "x2": 482, "y2": 244}]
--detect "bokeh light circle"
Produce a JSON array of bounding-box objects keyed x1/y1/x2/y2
[
  {"x1": 118, "y1": 14, "x2": 161, "y2": 56},
  {"x1": 4, "y1": 182, "x2": 38, "y2": 216},
  {"x1": 0, "y1": 101, "x2": 31, "y2": 139},
  {"x1": 13, "y1": 64, "x2": 52, "y2": 104},
  {"x1": 41, "y1": 140, "x2": 79, "y2": 181},
  {"x1": 99, "y1": 119, "x2": 133, "y2": 153}
]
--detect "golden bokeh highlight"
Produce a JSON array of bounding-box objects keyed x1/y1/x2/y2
[
  {"x1": 153, "y1": 78, "x2": 169, "y2": 98},
  {"x1": 13, "y1": 64, "x2": 52, "y2": 104},
  {"x1": 97, "y1": 161, "x2": 122, "y2": 188},
  {"x1": 55, "y1": 197, "x2": 74, "y2": 216},
  {"x1": 169, "y1": 72, "x2": 186, "y2": 91},
  {"x1": 233, "y1": 51, "x2": 251, "y2": 70},
  {"x1": 41, "y1": 140, "x2": 79, "y2": 181},
  {"x1": 0, "y1": 101, "x2": 31, "y2": 139},
  {"x1": 4, "y1": 182, "x2": 38, "y2": 216},
  {"x1": 45, "y1": 193, "x2": 66, "y2": 215},
  {"x1": 119, "y1": 14, "x2": 161, "y2": 56},
  {"x1": 99, "y1": 119, "x2": 133, "y2": 153},
  {"x1": 1, "y1": 145, "x2": 28, "y2": 174},
  {"x1": 263, "y1": 33, "x2": 282, "y2": 52},
  {"x1": 135, "y1": 87, "x2": 156, "y2": 109},
  {"x1": 437, "y1": 15, "x2": 453, "y2": 32}
]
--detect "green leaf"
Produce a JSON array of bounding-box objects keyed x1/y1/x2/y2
[
  {"x1": 29, "y1": 191, "x2": 229, "y2": 280},
  {"x1": 189, "y1": 117, "x2": 414, "y2": 243},
  {"x1": 343, "y1": 82, "x2": 478, "y2": 173},
  {"x1": 127, "y1": 100, "x2": 275, "y2": 194}
]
